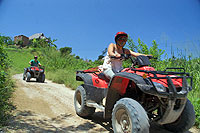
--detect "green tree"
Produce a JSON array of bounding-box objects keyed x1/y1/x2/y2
[
  {"x1": 137, "y1": 38, "x2": 149, "y2": 54},
  {"x1": 98, "y1": 48, "x2": 107, "y2": 60},
  {"x1": 127, "y1": 37, "x2": 165, "y2": 60},
  {"x1": 60, "y1": 46, "x2": 72, "y2": 55},
  {"x1": 127, "y1": 36, "x2": 137, "y2": 52},
  {"x1": 150, "y1": 40, "x2": 165, "y2": 60},
  {"x1": 0, "y1": 35, "x2": 13, "y2": 45}
]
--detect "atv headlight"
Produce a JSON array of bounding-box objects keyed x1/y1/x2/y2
[{"x1": 153, "y1": 82, "x2": 166, "y2": 92}]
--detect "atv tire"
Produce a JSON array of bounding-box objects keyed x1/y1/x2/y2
[
  {"x1": 41, "y1": 74, "x2": 45, "y2": 83},
  {"x1": 23, "y1": 73, "x2": 26, "y2": 80},
  {"x1": 26, "y1": 72, "x2": 31, "y2": 82},
  {"x1": 112, "y1": 98, "x2": 149, "y2": 133},
  {"x1": 74, "y1": 85, "x2": 95, "y2": 117},
  {"x1": 163, "y1": 99, "x2": 195, "y2": 133}
]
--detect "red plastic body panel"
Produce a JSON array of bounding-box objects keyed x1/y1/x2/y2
[
  {"x1": 110, "y1": 76, "x2": 129, "y2": 95},
  {"x1": 30, "y1": 66, "x2": 42, "y2": 71},
  {"x1": 89, "y1": 73, "x2": 108, "y2": 88}
]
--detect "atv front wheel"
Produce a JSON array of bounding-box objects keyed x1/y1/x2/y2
[
  {"x1": 112, "y1": 98, "x2": 149, "y2": 133},
  {"x1": 74, "y1": 85, "x2": 95, "y2": 117},
  {"x1": 26, "y1": 72, "x2": 31, "y2": 82},
  {"x1": 23, "y1": 73, "x2": 26, "y2": 80},
  {"x1": 41, "y1": 74, "x2": 45, "y2": 83},
  {"x1": 163, "y1": 99, "x2": 195, "y2": 133}
]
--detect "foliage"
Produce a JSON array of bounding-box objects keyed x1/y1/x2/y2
[
  {"x1": 127, "y1": 37, "x2": 165, "y2": 60},
  {"x1": 0, "y1": 37, "x2": 14, "y2": 126},
  {"x1": 124, "y1": 37, "x2": 165, "y2": 69},
  {"x1": 192, "y1": 98, "x2": 200, "y2": 128},
  {"x1": 29, "y1": 37, "x2": 57, "y2": 48},
  {"x1": 16, "y1": 40, "x2": 24, "y2": 48},
  {"x1": 60, "y1": 46, "x2": 72, "y2": 56},
  {"x1": 0, "y1": 35, "x2": 14, "y2": 45},
  {"x1": 98, "y1": 48, "x2": 107, "y2": 60}
]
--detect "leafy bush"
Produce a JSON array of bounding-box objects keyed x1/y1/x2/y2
[
  {"x1": 0, "y1": 37, "x2": 14, "y2": 126},
  {"x1": 29, "y1": 37, "x2": 57, "y2": 48}
]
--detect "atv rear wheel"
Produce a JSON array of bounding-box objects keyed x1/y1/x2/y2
[
  {"x1": 112, "y1": 98, "x2": 149, "y2": 133},
  {"x1": 26, "y1": 72, "x2": 31, "y2": 82},
  {"x1": 74, "y1": 85, "x2": 95, "y2": 117},
  {"x1": 163, "y1": 99, "x2": 195, "y2": 133}
]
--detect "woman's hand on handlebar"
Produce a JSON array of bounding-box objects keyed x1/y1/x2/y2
[
  {"x1": 146, "y1": 55, "x2": 153, "y2": 59},
  {"x1": 110, "y1": 53, "x2": 121, "y2": 59},
  {"x1": 110, "y1": 53, "x2": 131, "y2": 60},
  {"x1": 115, "y1": 53, "x2": 121, "y2": 58}
]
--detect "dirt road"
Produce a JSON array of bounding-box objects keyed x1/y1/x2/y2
[{"x1": 5, "y1": 74, "x2": 199, "y2": 133}]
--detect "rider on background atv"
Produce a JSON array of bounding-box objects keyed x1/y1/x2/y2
[
  {"x1": 23, "y1": 56, "x2": 41, "y2": 77},
  {"x1": 102, "y1": 32, "x2": 150, "y2": 79},
  {"x1": 29, "y1": 56, "x2": 41, "y2": 67}
]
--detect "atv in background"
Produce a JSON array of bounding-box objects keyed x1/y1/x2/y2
[
  {"x1": 23, "y1": 66, "x2": 45, "y2": 83},
  {"x1": 74, "y1": 55, "x2": 195, "y2": 133}
]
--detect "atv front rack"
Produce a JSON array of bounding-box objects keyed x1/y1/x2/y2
[
  {"x1": 130, "y1": 67, "x2": 193, "y2": 124},
  {"x1": 131, "y1": 67, "x2": 193, "y2": 98},
  {"x1": 132, "y1": 67, "x2": 190, "y2": 77}
]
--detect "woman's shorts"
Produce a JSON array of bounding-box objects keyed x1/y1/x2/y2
[{"x1": 103, "y1": 68, "x2": 115, "y2": 79}]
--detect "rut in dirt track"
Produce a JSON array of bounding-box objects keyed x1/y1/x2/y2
[{"x1": 5, "y1": 74, "x2": 198, "y2": 133}]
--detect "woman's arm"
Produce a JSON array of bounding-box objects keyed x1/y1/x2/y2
[
  {"x1": 107, "y1": 43, "x2": 121, "y2": 57},
  {"x1": 29, "y1": 60, "x2": 32, "y2": 65},
  {"x1": 126, "y1": 49, "x2": 147, "y2": 57}
]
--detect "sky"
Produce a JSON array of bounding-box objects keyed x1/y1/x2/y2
[{"x1": 0, "y1": 0, "x2": 200, "y2": 60}]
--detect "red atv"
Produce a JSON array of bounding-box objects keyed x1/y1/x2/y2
[
  {"x1": 23, "y1": 66, "x2": 45, "y2": 83},
  {"x1": 74, "y1": 55, "x2": 195, "y2": 133}
]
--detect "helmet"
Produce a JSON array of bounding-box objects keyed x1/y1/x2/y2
[
  {"x1": 34, "y1": 56, "x2": 38, "y2": 59},
  {"x1": 115, "y1": 32, "x2": 128, "y2": 43}
]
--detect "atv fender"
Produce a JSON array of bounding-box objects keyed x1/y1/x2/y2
[
  {"x1": 104, "y1": 72, "x2": 148, "y2": 119},
  {"x1": 76, "y1": 72, "x2": 106, "y2": 103},
  {"x1": 76, "y1": 72, "x2": 93, "y2": 85}
]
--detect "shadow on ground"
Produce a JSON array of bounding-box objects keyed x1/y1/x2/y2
[
  {"x1": 6, "y1": 111, "x2": 192, "y2": 133},
  {"x1": 6, "y1": 110, "x2": 105, "y2": 132}
]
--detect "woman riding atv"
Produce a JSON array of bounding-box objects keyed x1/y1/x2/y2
[{"x1": 103, "y1": 32, "x2": 150, "y2": 79}]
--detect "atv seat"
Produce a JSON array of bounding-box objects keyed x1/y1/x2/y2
[{"x1": 98, "y1": 73, "x2": 110, "y2": 82}]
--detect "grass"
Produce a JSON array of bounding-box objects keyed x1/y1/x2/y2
[
  {"x1": 6, "y1": 48, "x2": 34, "y2": 74},
  {"x1": 46, "y1": 69, "x2": 82, "y2": 89}
]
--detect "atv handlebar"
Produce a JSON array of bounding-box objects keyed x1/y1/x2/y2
[
  {"x1": 110, "y1": 54, "x2": 154, "y2": 60},
  {"x1": 110, "y1": 54, "x2": 132, "y2": 60}
]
